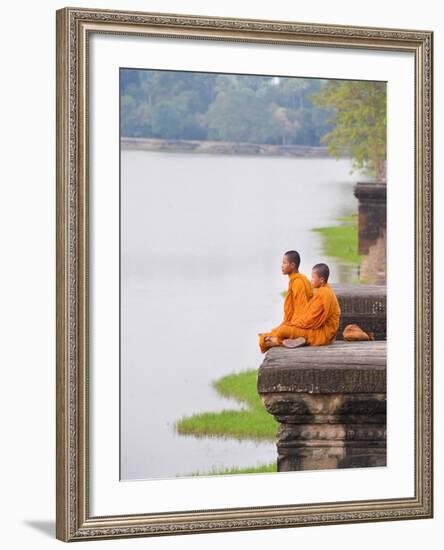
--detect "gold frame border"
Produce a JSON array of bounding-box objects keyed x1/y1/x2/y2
[{"x1": 56, "y1": 6, "x2": 433, "y2": 542}]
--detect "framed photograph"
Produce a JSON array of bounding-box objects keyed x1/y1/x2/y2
[{"x1": 56, "y1": 6, "x2": 433, "y2": 542}]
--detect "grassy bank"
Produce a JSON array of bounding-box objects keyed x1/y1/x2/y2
[
  {"x1": 174, "y1": 370, "x2": 278, "y2": 441},
  {"x1": 312, "y1": 214, "x2": 362, "y2": 266}
]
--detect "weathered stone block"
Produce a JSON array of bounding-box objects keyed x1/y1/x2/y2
[
  {"x1": 354, "y1": 182, "x2": 386, "y2": 255},
  {"x1": 332, "y1": 284, "x2": 386, "y2": 340},
  {"x1": 257, "y1": 341, "x2": 386, "y2": 472}
]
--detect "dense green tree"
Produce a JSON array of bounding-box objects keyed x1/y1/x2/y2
[
  {"x1": 309, "y1": 80, "x2": 386, "y2": 182},
  {"x1": 205, "y1": 88, "x2": 276, "y2": 143}
]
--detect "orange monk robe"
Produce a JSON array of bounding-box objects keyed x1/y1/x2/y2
[
  {"x1": 259, "y1": 272, "x2": 313, "y2": 353},
  {"x1": 274, "y1": 284, "x2": 341, "y2": 347},
  {"x1": 282, "y1": 272, "x2": 313, "y2": 324}
]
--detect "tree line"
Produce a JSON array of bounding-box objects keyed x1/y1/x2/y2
[
  {"x1": 120, "y1": 70, "x2": 386, "y2": 182},
  {"x1": 120, "y1": 70, "x2": 334, "y2": 146}
]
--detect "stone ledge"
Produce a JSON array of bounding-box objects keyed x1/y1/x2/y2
[
  {"x1": 258, "y1": 341, "x2": 386, "y2": 394},
  {"x1": 257, "y1": 341, "x2": 387, "y2": 471}
]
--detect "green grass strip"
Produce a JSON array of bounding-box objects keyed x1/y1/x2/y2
[
  {"x1": 178, "y1": 462, "x2": 277, "y2": 477},
  {"x1": 312, "y1": 214, "x2": 362, "y2": 265},
  {"x1": 174, "y1": 369, "x2": 278, "y2": 441}
]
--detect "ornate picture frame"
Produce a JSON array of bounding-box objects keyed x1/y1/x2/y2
[{"x1": 56, "y1": 6, "x2": 433, "y2": 542}]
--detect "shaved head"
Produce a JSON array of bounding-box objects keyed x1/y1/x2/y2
[
  {"x1": 312, "y1": 263, "x2": 330, "y2": 282},
  {"x1": 284, "y1": 250, "x2": 301, "y2": 270}
]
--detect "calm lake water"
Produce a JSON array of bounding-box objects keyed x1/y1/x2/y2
[{"x1": 120, "y1": 149, "x2": 360, "y2": 481}]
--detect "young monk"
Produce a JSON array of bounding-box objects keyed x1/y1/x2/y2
[
  {"x1": 258, "y1": 250, "x2": 313, "y2": 353},
  {"x1": 259, "y1": 263, "x2": 341, "y2": 352}
]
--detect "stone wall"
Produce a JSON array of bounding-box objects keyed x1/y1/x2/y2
[
  {"x1": 354, "y1": 183, "x2": 386, "y2": 255},
  {"x1": 359, "y1": 230, "x2": 387, "y2": 285}
]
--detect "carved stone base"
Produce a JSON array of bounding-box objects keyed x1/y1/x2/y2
[
  {"x1": 276, "y1": 407, "x2": 387, "y2": 471},
  {"x1": 257, "y1": 342, "x2": 387, "y2": 472}
]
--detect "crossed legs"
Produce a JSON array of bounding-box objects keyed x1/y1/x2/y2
[{"x1": 258, "y1": 324, "x2": 308, "y2": 352}]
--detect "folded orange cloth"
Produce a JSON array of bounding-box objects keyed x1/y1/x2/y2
[{"x1": 343, "y1": 324, "x2": 374, "y2": 341}]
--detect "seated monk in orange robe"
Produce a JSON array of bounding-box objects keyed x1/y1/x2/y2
[
  {"x1": 259, "y1": 263, "x2": 341, "y2": 352},
  {"x1": 258, "y1": 250, "x2": 313, "y2": 353}
]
